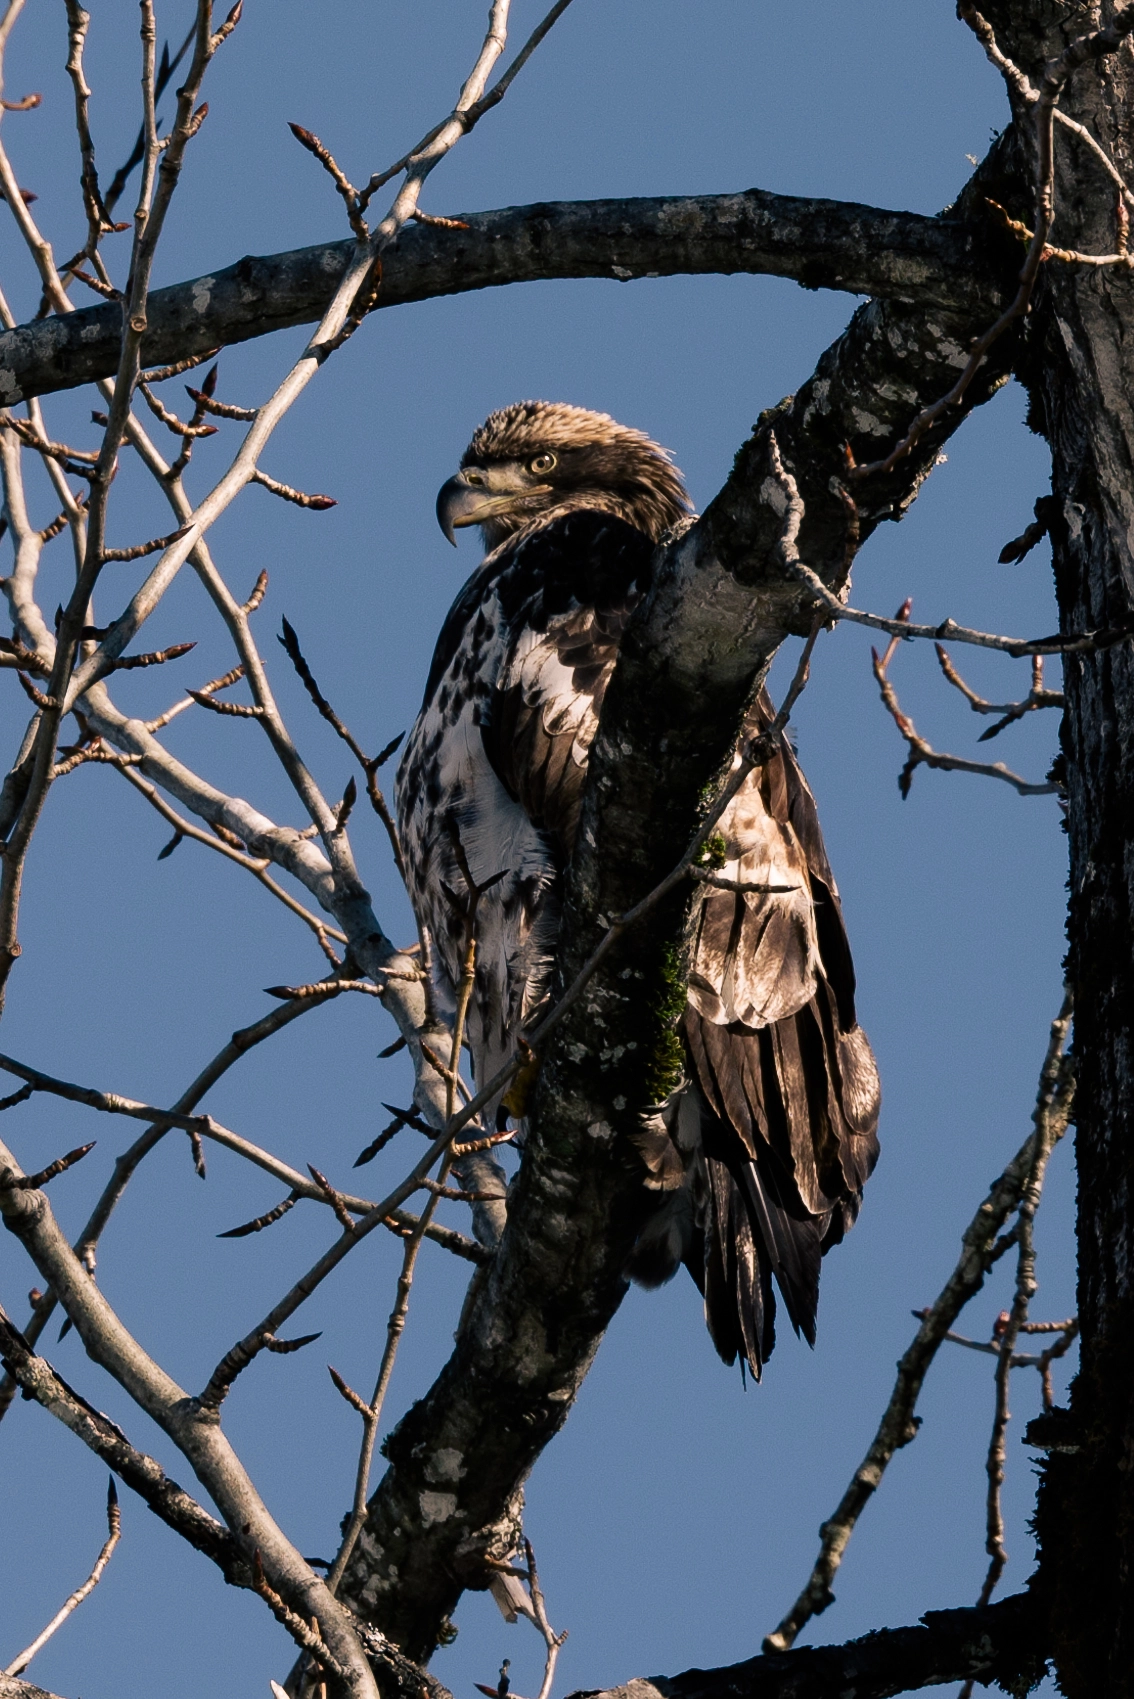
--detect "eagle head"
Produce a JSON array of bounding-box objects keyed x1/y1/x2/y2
[{"x1": 436, "y1": 400, "x2": 691, "y2": 550}]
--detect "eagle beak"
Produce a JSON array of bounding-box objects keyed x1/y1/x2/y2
[{"x1": 436, "y1": 473, "x2": 488, "y2": 547}]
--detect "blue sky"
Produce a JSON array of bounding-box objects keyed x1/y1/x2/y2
[{"x1": 0, "y1": 6, "x2": 1071, "y2": 1698}]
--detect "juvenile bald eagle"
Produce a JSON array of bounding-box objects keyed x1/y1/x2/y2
[{"x1": 396, "y1": 401, "x2": 880, "y2": 1378}]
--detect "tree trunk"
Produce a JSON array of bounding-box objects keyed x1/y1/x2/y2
[{"x1": 990, "y1": 4, "x2": 1134, "y2": 1692}]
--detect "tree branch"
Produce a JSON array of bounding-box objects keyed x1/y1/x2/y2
[
  {"x1": 0, "y1": 191, "x2": 1013, "y2": 403},
  {"x1": 570, "y1": 1593, "x2": 1047, "y2": 1699},
  {"x1": 0, "y1": 1140, "x2": 381, "y2": 1699},
  {"x1": 0, "y1": 1303, "x2": 248, "y2": 1584},
  {"x1": 0, "y1": 1677, "x2": 80, "y2": 1699},
  {"x1": 337, "y1": 159, "x2": 1023, "y2": 1650}
]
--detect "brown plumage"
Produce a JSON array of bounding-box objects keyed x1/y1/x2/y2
[{"x1": 397, "y1": 401, "x2": 880, "y2": 1371}]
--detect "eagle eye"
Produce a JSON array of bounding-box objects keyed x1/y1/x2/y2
[{"x1": 529, "y1": 452, "x2": 556, "y2": 475}]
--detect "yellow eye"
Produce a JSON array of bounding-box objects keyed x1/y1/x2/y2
[{"x1": 530, "y1": 452, "x2": 556, "y2": 475}]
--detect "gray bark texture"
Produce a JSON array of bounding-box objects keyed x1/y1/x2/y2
[
  {"x1": 0, "y1": 1678, "x2": 71, "y2": 1699},
  {"x1": 980, "y1": 6, "x2": 1134, "y2": 1696},
  {"x1": 0, "y1": 191, "x2": 1012, "y2": 404}
]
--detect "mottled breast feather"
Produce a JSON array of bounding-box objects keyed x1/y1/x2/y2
[{"x1": 396, "y1": 511, "x2": 654, "y2": 1104}]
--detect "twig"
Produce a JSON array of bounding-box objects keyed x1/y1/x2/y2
[
  {"x1": 525, "y1": 1538, "x2": 569, "y2": 1699},
  {"x1": 960, "y1": 2, "x2": 1134, "y2": 212},
  {"x1": 356, "y1": 0, "x2": 576, "y2": 214},
  {"x1": 144, "y1": 660, "x2": 243, "y2": 729},
  {"x1": 0, "y1": 1304, "x2": 244, "y2": 1580},
  {"x1": 969, "y1": 1033, "x2": 1072, "y2": 1619},
  {"x1": 308, "y1": 1165, "x2": 356, "y2": 1233},
  {"x1": 198, "y1": 1325, "x2": 321, "y2": 1412},
  {"x1": 913, "y1": 1312, "x2": 1074, "y2": 1367},
  {"x1": 193, "y1": 1105, "x2": 465, "y2": 1428},
  {"x1": 417, "y1": 1176, "x2": 504, "y2": 1204},
  {"x1": 184, "y1": 385, "x2": 257, "y2": 421},
  {"x1": 0, "y1": 982, "x2": 346, "y2": 1424},
  {"x1": 252, "y1": 1552, "x2": 349, "y2": 1685},
  {"x1": 450, "y1": 1127, "x2": 516, "y2": 1159},
  {"x1": 0, "y1": 1104, "x2": 383, "y2": 1699},
  {"x1": 935, "y1": 648, "x2": 1062, "y2": 741},
  {"x1": 186, "y1": 687, "x2": 264, "y2": 718},
  {"x1": 3, "y1": 1478, "x2": 121, "y2": 1676},
  {"x1": 763, "y1": 994, "x2": 1074, "y2": 1652},
  {"x1": 872, "y1": 623, "x2": 1058, "y2": 797},
  {"x1": 1, "y1": 1141, "x2": 95, "y2": 1190},
  {"x1": 250, "y1": 468, "x2": 336, "y2": 509},
  {"x1": 850, "y1": 2, "x2": 1134, "y2": 480},
  {"x1": 218, "y1": 1191, "x2": 299, "y2": 1238},
  {"x1": 136, "y1": 381, "x2": 218, "y2": 439},
  {"x1": 353, "y1": 1103, "x2": 426, "y2": 1167},
  {"x1": 276, "y1": 616, "x2": 409, "y2": 881},
  {"x1": 94, "y1": 18, "x2": 196, "y2": 218},
  {"x1": 113, "y1": 763, "x2": 348, "y2": 946},
  {"x1": 768, "y1": 447, "x2": 1130, "y2": 659},
  {"x1": 140, "y1": 347, "x2": 220, "y2": 386},
  {"x1": 0, "y1": 0, "x2": 243, "y2": 1027},
  {"x1": 0, "y1": 1052, "x2": 482, "y2": 1259},
  {"x1": 322, "y1": 833, "x2": 497, "y2": 1596},
  {"x1": 288, "y1": 122, "x2": 368, "y2": 239},
  {"x1": 1037, "y1": 1318, "x2": 1079, "y2": 1411}
]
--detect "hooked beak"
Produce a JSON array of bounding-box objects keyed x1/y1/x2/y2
[{"x1": 436, "y1": 473, "x2": 487, "y2": 546}]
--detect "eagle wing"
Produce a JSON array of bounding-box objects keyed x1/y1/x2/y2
[{"x1": 669, "y1": 693, "x2": 880, "y2": 1372}]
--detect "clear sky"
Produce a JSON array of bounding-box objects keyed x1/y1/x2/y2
[{"x1": 0, "y1": 6, "x2": 1072, "y2": 1699}]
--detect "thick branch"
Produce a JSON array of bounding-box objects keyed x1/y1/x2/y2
[
  {"x1": 337, "y1": 168, "x2": 1022, "y2": 1657},
  {"x1": 0, "y1": 1680, "x2": 74, "y2": 1699},
  {"x1": 571, "y1": 1593, "x2": 1047, "y2": 1699},
  {"x1": 0, "y1": 191, "x2": 1012, "y2": 403}
]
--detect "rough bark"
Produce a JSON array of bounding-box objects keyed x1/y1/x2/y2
[
  {"x1": 983, "y1": 5, "x2": 1134, "y2": 1695},
  {"x1": 571, "y1": 1593, "x2": 1047, "y2": 1699},
  {"x1": 0, "y1": 1679, "x2": 73, "y2": 1699},
  {"x1": 0, "y1": 190, "x2": 1013, "y2": 404},
  {"x1": 338, "y1": 198, "x2": 1020, "y2": 1658}
]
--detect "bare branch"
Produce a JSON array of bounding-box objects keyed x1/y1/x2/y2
[
  {"x1": 0, "y1": 1303, "x2": 246, "y2": 1580},
  {"x1": 872, "y1": 628, "x2": 1058, "y2": 798},
  {"x1": 1, "y1": 1142, "x2": 95, "y2": 1191},
  {"x1": 575, "y1": 1594, "x2": 1046, "y2": 1699},
  {"x1": 0, "y1": 980, "x2": 351, "y2": 1424},
  {"x1": 767, "y1": 443, "x2": 1130, "y2": 660},
  {"x1": 936, "y1": 646, "x2": 1062, "y2": 741},
  {"x1": 848, "y1": 2, "x2": 1134, "y2": 482},
  {"x1": 0, "y1": 1133, "x2": 381, "y2": 1699},
  {"x1": 250, "y1": 468, "x2": 336, "y2": 510},
  {"x1": 0, "y1": 192, "x2": 1012, "y2": 405},
  {"x1": 4, "y1": 1479, "x2": 121, "y2": 1677}
]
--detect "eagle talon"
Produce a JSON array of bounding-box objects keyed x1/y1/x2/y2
[{"x1": 501, "y1": 1056, "x2": 540, "y2": 1120}]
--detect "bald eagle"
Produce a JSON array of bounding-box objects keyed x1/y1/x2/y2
[{"x1": 396, "y1": 401, "x2": 880, "y2": 1378}]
